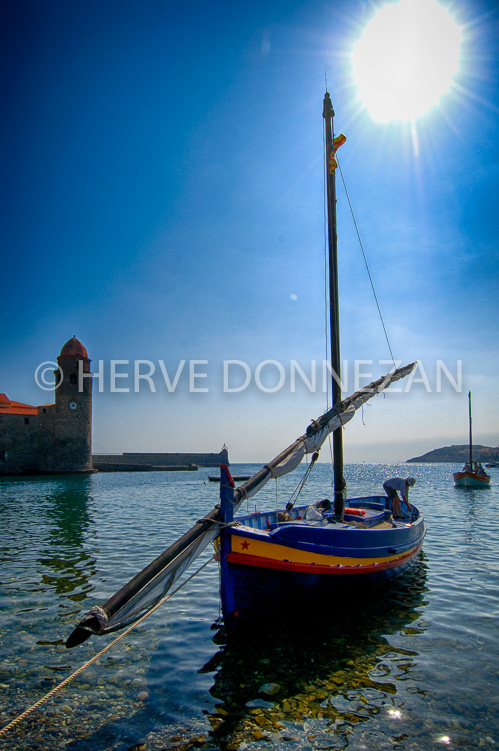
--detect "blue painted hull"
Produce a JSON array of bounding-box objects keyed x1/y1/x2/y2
[
  {"x1": 453, "y1": 470, "x2": 491, "y2": 488},
  {"x1": 219, "y1": 496, "x2": 426, "y2": 630},
  {"x1": 224, "y1": 555, "x2": 416, "y2": 624}
]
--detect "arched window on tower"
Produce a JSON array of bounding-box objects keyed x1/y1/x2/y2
[{"x1": 70, "y1": 373, "x2": 77, "y2": 385}]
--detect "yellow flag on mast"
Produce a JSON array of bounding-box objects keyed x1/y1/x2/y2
[{"x1": 329, "y1": 133, "x2": 346, "y2": 173}]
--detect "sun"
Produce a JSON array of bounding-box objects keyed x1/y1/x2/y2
[{"x1": 352, "y1": 0, "x2": 463, "y2": 122}]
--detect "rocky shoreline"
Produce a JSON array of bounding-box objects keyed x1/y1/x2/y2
[{"x1": 407, "y1": 444, "x2": 498, "y2": 463}]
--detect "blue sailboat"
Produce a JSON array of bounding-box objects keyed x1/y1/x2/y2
[
  {"x1": 66, "y1": 92, "x2": 425, "y2": 646},
  {"x1": 216, "y1": 91, "x2": 425, "y2": 628},
  {"x1": 453, "y1": 391, "x2": 491, "y2": 488}
]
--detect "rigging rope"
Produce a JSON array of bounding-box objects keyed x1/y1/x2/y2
[
  {"x1": 336, "y1": 156, "x2": 396, "y2": 366},
  {"x1": 287, "y1": 451, "x2": 319, "y2": 507},
  {"x1": 0, "y1": 555, "x2": 214, "y2": 739}
]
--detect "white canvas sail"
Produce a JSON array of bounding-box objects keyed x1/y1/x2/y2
[{"x1": 232, "y1": 362, "x2": 416, "y2": 504}]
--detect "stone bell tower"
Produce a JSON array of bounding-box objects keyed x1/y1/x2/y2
[{"x1": 52, "y1": 336, "x2": 93, "y2": 473}]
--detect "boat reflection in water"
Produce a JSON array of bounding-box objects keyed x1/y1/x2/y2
[{"x1": 144, "y1": 554, "x2": 429, "y2": 750}]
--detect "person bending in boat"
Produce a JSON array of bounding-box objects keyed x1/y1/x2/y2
[
  {"x1": 383, "y1": 477, "x2": 416, "y2": 519},
  {"x1": 304, "y1": 498, "x2": 332, "y2": 521}
]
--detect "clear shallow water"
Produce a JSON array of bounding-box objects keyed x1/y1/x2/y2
[{"x1": 0, "y1": 463, "x2": 498, "y2": 750}]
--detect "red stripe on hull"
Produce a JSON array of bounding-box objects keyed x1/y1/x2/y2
[
  {"x1": 453, "y1": 471, "x2": 490, "y2": 486},
  {"x1": 227, "y1": 543, "x2": 422, "y2": 576}
]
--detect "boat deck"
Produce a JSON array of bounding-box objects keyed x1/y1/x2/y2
[{"x1": 234, "y1": 495, "x2": 414, "y2": 534}]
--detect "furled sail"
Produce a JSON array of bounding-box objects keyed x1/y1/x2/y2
[
  {"x1": 66, "y1": 361, "x2": 416, "y2": 647},
  {"x1": 233, "y1": 361, "x2": 417, "y2": 504}
]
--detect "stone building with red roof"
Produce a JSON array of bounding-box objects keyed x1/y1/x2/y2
[{"x1": 0, "y1": 337, "x2": 93, "y2": 474}]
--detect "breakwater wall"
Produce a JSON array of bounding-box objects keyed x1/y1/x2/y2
[{"x1": 92, "y1": 448, "x2": 229, "y2": 472}]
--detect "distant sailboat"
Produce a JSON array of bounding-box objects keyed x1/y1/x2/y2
[{"x1": 453, "y1": 391, "x2": 491, "y2": 488}]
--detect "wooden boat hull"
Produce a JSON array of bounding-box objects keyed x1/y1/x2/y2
[
  {"x1": 453, "y1": 471, "x2": 491, "y2": 488},
  {"x1": 219, "y1": 496, "x2": 426, "y2": 630}
]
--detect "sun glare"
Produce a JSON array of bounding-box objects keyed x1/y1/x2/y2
[{"x1": 352, "y1": 0, "x2": 463, "y2": 122}]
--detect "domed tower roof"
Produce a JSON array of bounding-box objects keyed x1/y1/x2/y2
[{"x1": 59, "y1": 336, "x2": 88, "y2": 358}]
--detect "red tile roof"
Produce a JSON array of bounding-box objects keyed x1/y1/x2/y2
[
  {"x1": 60, "y1": 336, "x2": 88, "y2": 358},
  {"x1": 0, "y1": 393, "x2": 37, "y2": 415}
]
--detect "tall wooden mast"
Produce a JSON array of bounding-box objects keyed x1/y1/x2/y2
[
  {"x1": 468, "y1": 391, "x2": 473, "y2": 468},
  {"x1": 323, "y1": 91, "x2": 345, "y2": 519}
]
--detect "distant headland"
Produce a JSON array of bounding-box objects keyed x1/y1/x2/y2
[{"x1": 407, "y1": 445, "x2": 498, "y2": 463}]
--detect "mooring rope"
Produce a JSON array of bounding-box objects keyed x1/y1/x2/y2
[{"x1": 0, "y1": 555, "x2": 214, "y2": 738}]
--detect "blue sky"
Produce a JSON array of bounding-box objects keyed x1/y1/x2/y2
[{"x1": 1, "y1": 0, "x2": 498, "y2": 463}]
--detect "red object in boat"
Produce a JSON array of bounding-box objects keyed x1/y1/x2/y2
[{"x1": 344, "y1": 508, "x2": 366, "y2": 516}]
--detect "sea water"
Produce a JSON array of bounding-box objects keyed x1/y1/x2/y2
[{"x1": 0, "y1": 463, "x2": 498, "y2": 750}]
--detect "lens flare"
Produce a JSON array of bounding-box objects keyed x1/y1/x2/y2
[{"x1": 352, "y1": 0, "x2": 462, "y2": 122}]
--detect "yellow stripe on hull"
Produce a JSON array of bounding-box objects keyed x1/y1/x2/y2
[{"x1": 229, "y1": 532, "x2": 416, "y2": 568}]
